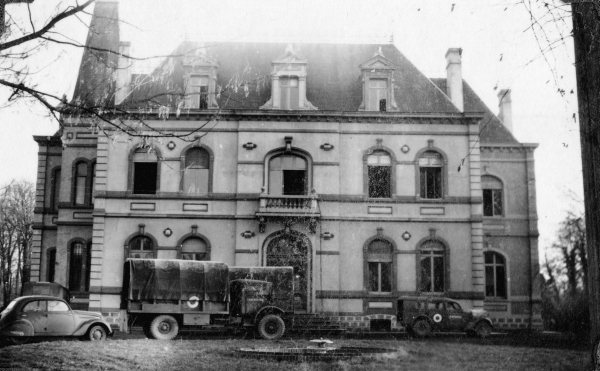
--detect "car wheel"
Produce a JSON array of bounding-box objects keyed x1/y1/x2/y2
[
  {"x1": 411, "y1": 318, "x2": 431, "y2": 338},
  {"x1": 149, "y1": 315, "x2": 179, "y2": 340},
  {"x1": 257, "y1": 314, "x2": 285, "y2": 340},
  {"x1": 87, "y1": 325, "x2": 108, "y2": 341},
  {"x1": 7, "y1": 336, "x2": 29, "y2": 346},
  {"x1": 474, "y1": 321, "x2": 492, "y2": 338}
]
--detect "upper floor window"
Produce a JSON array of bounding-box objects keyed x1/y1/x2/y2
[
  {"x1": 73, "y1": 161, "x2": 88, "y2": 205},
  {"x1": 132, "y1": 149, "x2": 158, "y2": 195},
  {"x1": 187, "y1": 76, "x2": 209, "y2": 109},
  {"x1": 268, "y1": 153, "x2": 308, "y2": 196},
  {"x1": 367, "y1": 79, "x2": 388, "y2": 111},
  {"x1": 180, "y1": 237, "x2": 209, "y2": 261},
  {"x1": 50, "y1": 167, "x2": 61, "y2": 211},
  {"x1": 482, "y1": 175, "x2": 503, "y2": 217},
  {"x1": 485, "y1": 251, "x2": 507, "y2": 298},
  {"x1": 280, "y1": 76, "x2": 300, "y2": 110},
  {"x1": 128, "y1": 235, "x2": 154, "y2": 259},
  {"x1": 366, "y1": 239, "x2": 393, "y2": 293},
  {"x1": 419, "y1": 240, "x2": 445, "y2": 293},
  {"x1": 367, "y1": 151, "x2": 392, "y2": 198},
  {"x1": 183, "y1": 147, "x2": 210, "y2": 194},
  {"x1": 89, "y1": 161, "x2": 96, "y2": 205},
  {"x1": 419, "y1": 151, "x2": 443, "y2": 199}
]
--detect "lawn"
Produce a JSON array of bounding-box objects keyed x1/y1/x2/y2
[{"x1": 0, "y1": 336, "x2": 589, "y2": 371}]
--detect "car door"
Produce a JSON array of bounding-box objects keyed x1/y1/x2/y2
[
  {"x1": 20, "y1": 300, "x2": 48, "y2": 335},
  {"x1": 446, "y1": 300, "x2": 468, "y2": 331},
  {"x1": 46, "y1": 300, "x2": 76, "y2": 336},
  {"x1": 428, "y1": 300, "x2": 448, "y2": 329}
]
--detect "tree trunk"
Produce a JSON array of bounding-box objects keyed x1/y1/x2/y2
[{"x1": 571, "y1": 1, "x2": 600, "y2": 345}]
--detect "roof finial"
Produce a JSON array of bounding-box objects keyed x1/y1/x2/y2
[
  {"x1": 285, "y1": 43, "x2": 296, "y2": 57},
  {"x1": 374, "y1": 46, "x2": 384, "y2": 57}
]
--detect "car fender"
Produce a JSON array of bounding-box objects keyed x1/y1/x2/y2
[
  {"x1": 466, "y1": 318, "x2": 493, "y2": 331},
  {"x1": 254, "y1": 306, "x2": 285, "y2": 324},
  {"x1": 1, "y1": 320, "x2": 34, "y2": 337},
  {"x1": 72, "y1": 319, "x2": 112, "y2": 337}
]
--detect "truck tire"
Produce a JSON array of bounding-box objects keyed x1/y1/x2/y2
[
  {"x1": 411, "y1": 318, "x2": 431, "y2": 338},
  {"x1": 474, "y1": 321, "x2": 492, "y2": 339},
  {"x1": 257, "y1": 314, "x2": 285, "y2": 340},
  {"x1": 149, "y1": 315, "x2": 179, "y2": 340}
]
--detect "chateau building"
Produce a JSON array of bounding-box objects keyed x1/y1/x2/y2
[{"x1": 31, "y1": 2, "x2": 542, "y2": 330}]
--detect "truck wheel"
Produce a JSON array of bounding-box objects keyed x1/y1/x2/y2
[
  {"x1": 258, "y1": 314, "x2": 285, "y2": 340},
  {"x1": 475, "y1": 321, "x2": 492, "y2": 338},
  {"x1": 149, "y1": 315, "x2": 179, "y2": 340},
  {"x1": 411, "y1": 318, "x2": 431, "y2": 338}
]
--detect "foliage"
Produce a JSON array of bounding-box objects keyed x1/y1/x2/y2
[
  {"x1": 542, "y1": 212, "x2": 589, "y2": 334},
  {"x1": 0, "y1": 180, "x2": 34, "y2": 306}
]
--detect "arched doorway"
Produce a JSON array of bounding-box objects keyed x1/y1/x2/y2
[{"x1": 265, "y1": 231, "x2": 311, "y2": 312}]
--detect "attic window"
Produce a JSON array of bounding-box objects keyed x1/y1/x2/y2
[
  {"x1": 359, "y1": 47, "x2": 397, "y2": 112},
  {"x1": 368, "y1": 79, "x2": 388, "y2": 111},
  {"x1": 187, "y1": 76, "x2": 209, "y2": 109},
  {"x1": 280, "y1": 76, "x2": 299, "y2": 110}
]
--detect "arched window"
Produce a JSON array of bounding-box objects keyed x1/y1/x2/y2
[
  {"x1": 50, "y1": 167, "x2": 61, "y2": 211},
  {"x1": 269, "y1": 153, "x2": 308, "y2": 195},
  {"x1": 366, "y1": 238, "x2": 393, "y2": 293},
  {"x1": 73, "y1": 161, "x2": 88, "y2": 205},
  {"x1": 128, "y1": 235, "x2": 154, "y2": 259},
  {"x1": 183, "y1": 147, "x2": 210, "y2": 194},
  {"x1": 419, "y1": 240, "x2": 445, "y2": 293},
  {"x1": 180, "y1": 237, "x2": 209, "y2": 260},
  {"x1": 367, "y1": 151, "x2": 392, "y2": 198},
  {"x1": 47, "y1": 247, "x2": 56, "y2": 282},
  {"x1": 68, "y1": 240, "x2": 91, "y2": 292},
  {"x1": 482, "y1": 175, "x2": 503, "y2": 217},
  {"x1": 485, "y1": 251, "x2": 507, "y2": 298},
  {"x1": 419, "y1": 151, "x2": 443, "y2": 199},
  {"x1": 132, "y1": 148, "x2": 158, "y2": 194}
]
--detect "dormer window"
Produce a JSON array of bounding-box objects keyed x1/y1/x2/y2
[
  {"x1": 182, "y1": 48, "x2": 219, "y2": 110},
  {"x1": 188, "y1": 76, "x2": 209, "y2": 109},
  {"x1": 359, "y1": 47, "x2": 397, "y2": 112},
  {"x1": 260, "y1": 44, "x2": 317, "y2": 111}
]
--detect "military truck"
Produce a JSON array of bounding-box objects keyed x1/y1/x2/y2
[{"x1": 122, "y1": 259, "x2": 293, "y2": 340}]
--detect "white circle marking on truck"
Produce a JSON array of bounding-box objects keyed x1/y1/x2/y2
[
  {"x1": 433, "y1": 313, "x2": 443, "y2": 323},
  {"x1": 187, "y1": 296, "x2": 200, "y2": 308}
]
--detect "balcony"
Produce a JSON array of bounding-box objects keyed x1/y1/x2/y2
[{"x1": 256, "y1": 192, "x2": 320, "y2": 233}]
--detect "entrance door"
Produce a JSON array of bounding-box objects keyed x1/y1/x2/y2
[{"x1": 266, "y1": 232, "x2": 310, "y2": 311}]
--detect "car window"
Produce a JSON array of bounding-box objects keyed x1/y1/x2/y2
[
  {"x1": 22, "y1": 300, "x2": 47, "y2": 313},
  {"x1": 436, "y1": 301, "x2": 445, "y2": 310},
  {"x1": 47, "y1": 300, "x2": 69, "y2": 312},
  {"x1": 447, "y1": 302, "x2": 462, "y2": 312},
  {"x1": 427, "y1": 301, "x2": 438, "y2": 310}
]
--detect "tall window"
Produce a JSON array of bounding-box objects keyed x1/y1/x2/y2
[
  {"x1": 366, "y1": 239, "x2": 393, "y2": 293},
  {"x1": 280, "y1": 76, "x2": 299, "y2": 110},
  {"x1": 128, "y1": 235, "x2": 154, "y2": 259},
  {"x1": 188, "y1": 76, "x2": 209, "y2": 109},
  {"x1": 50, "y1": 167, "x2": 61, "y2": 211},
  {"x1": 180, "y1": 237, "x2": 209, "y2": 260},
  {"x1": 89, "y1": 161, "x2": 96, "y2": 205},
  {"x1": 74, "y1": 161, "x2": 88, "y2": 205},
  {"x1": 420, "y1": 240, "x2": 445, "y2": 293},
  {"x1": 485, "y1": 251, "x2": 507, "y2": 298},
  {"x1": 367, "y1": 151, "x2": 392, "y2": 198},
  {"x1": 183, "y1": 147, "x2": 210, "y2": 194},
  {"x1": 132, "y1": 149, "x2": 158, "y2": 194},
  {"x1": 269, "y1": 154, "x2": 308, "y2": 195},
  {"x1": 419, "y1": 151, "x2": 443, "y2": 199},
  {"x1": 68, "y1": 240, "x2": 91, "y2": 292},
  {"x1": 368, "y1": 79, "x2": 388, "y2": 111},
  {"x1": 47, "y1": 248, "x2": 56, "y2": 282},
  {"x1": 482, "y1": 175, "x2": 503, "y2": 217}
]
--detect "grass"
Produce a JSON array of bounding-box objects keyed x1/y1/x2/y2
[{"x1": 0, "y1": 336, "x2": 589, "y2": 371}]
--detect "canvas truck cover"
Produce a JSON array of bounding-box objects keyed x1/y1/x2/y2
[
  {"x1": 125, "y1": 259, "x2": 229, "y2": 302},
  {"x1": 229, "y1": 266, "x2": 294, "y2": 312}
]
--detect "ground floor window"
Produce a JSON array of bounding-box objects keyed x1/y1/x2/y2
[
  {"x1": 485, "y1": 251, "x2": 507, "y2": 298},
  {"x1": 68, "y1": 240, "x2": 91, "y2": 292},
  {"x1": 366, "y1": 238, "x2": 394, "y2": 293}
]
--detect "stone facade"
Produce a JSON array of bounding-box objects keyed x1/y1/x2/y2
[{"x1": 30, "y1": 2, "x2": 541, "y2": 332}]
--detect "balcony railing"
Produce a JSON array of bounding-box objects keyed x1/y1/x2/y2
[{"x1": 257, "y1": 194, "x2": 320, "y2": 215}]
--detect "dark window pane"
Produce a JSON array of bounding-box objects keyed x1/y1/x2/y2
[
  {"x1": 185, "y1": 148, "x2": 209, "y2": 168},
  {"x1": 368, "y1": 262, "x2": 379, "y2": 291},
  {"x1": 484, "y1": 251, "x2": 493, "y2": 264},
  {"x1": 52, "y1": 168, "x2": 61, "y2": 211},
  {"x1": 493, "y1": 190, "x2": 503, "y2": 215},
  {"x1": 130, "y1": 236, "x2": 153, "y2": 251},
  {"x1": 199, "y1": 86, "x2": 208, "y2": 109},
  {"x1": 69, "y1": 243, "x2": 84, "y2": 291},
  {"x1": 485, "y1": 266, "x2": 495, "y2": 296},
  {"x1": 379, "y1": 99, "x2": 387, "y2": 112},
  {"x1": 483, "y1": 189, "x2": 493, "y2": 216},
  {"x1": 433, "y1": 256, "x2": 444, "y2": 292},
  {"x1": 47, "y1": 249, "x2": 56, "y2": 282},
  {"x1": 380, "y1": 262, "x2": 392, "y2": 292},
  {"x1": 420, "y1": 257, "x2": 431, "y2": 292},
  {"x1": 496, "y1": 266, "x2": 506, "y2": 297},
  {"x1": 133, "y1": 162, "x2": 158, "y2": 194},
  {"x1": 420, "y1": 168, "x2": 442, "y2": 199},
  {"x1": 283, "y1": 170, "x2": 306, "y2": 195},
  {"x1": 368, "y1": 166, "x2": 391, "y2": 198}
]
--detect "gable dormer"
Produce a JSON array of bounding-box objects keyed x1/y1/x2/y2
[
  {"x1": 182, "y1": 46, "x2": 219, "y2": 109},
  {"x1": 260, "y1": 44, "x2": 317, "y2": 110},
  {"x1": 359, "y1": 47, "x2": 398, "y2": 112}
]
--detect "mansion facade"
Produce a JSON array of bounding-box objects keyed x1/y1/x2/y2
[{"x1": 31, "y1": 2, "x2": 542, "y2": 331}]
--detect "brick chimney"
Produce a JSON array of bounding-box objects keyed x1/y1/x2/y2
[
  {"x1": 497, "y1": 89, "x2": 513, "y2": 133},
  {"x1": 115, "y1": 41, "x2": 132, "y2": 105},
  {"x1": 445, "y1": 48, "x2": 464, "y2": 112}
]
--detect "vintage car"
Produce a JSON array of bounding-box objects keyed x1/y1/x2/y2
[
  {"x1": 397, "y1": 296, "x2": 493, "y2": 338},
  {"x1": 0, "y1": 295, "x2": 113, "y2": 345}
]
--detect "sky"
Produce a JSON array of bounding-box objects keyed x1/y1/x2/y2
[{"x1": 0, "y1": 0, "x2": 582, "y2": 257}]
